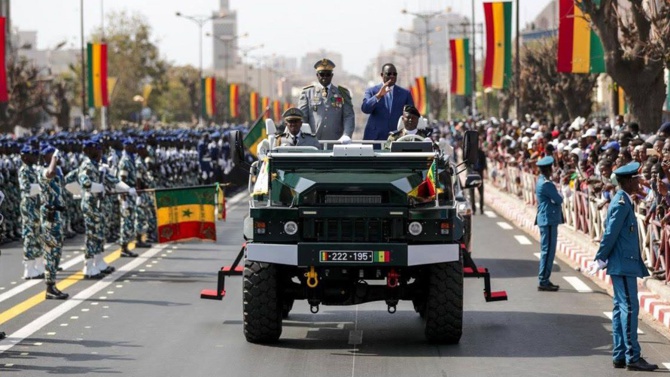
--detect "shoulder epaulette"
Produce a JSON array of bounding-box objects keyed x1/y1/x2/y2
[
  {"x1": 338, "y1": 86, "x2": 351, "y2": 101},
  {"x1": 389, "y1": 130, "x2": 402, "y2": 137},
  {"x1": 302, "y1": 85, "x2": 314, "y2": 90}
]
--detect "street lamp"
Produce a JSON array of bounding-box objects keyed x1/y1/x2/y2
[
  {"x1": 206, "y1": 32, "x2": 249, "y2": 82},
  {"x1": 395, "y1": 41, "x2": 419, "y2": 82},
  {"x1": 239, "y1": 44, "x2": 264, "y2": 90},
  {"x1": 176, "y1": 11, "x2": 228, "y2": 125}
]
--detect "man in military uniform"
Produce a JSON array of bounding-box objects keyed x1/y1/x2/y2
[
  {"x1": 588, "y1": 162, "x2": 658, "y2": 372},
  {"x1": 134, "y1": 143, "x2": 156, "y2": 245},
  {"x1": 117, "y1": 139, "x2": 143, "y2": 257},
  {"x1": 79, "y1": 139, "x2": 120, "y2": 279},
  {"x1": 298, "y1": 58, "x2": 354, "y2": 142},
  {"x1": 38, "y1": 145, "x2": 68, "y2": 299},
  {"x1": 276, "y1": 108, "x2": 321, "y2": 148},
  {"x1": 18, "y1": 145, "x2": 43, "y2": 280},
  {"x1": 535, "y1": 156, "x2": 563, "y2": 291},
  {"x1": 385, "y1": 105, "x2": 431, "y2": 149}
]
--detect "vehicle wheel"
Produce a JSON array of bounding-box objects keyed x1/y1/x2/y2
[
  {"x1": 412, "y1": 298, "x2": 426, "y2": 318},
  {"x1": 243, "y1": 260, "x2": 282, "y2": 343},
  {"x1": 424, "y1": 261, "x2": 463, "y2": 344},
  {"x1": 281, "y1": 298, "x2": 294, "y2": 319}
]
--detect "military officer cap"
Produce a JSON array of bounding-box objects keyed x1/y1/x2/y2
[
  {"x1": 403, "y1": 105, "x2": 421, "y2": 117},
  {"x1": 613, "y1": 161, "x2": 640, "y2": 177},
  {"x1": 282, "y1": 107, "x2": 304, "y2": 121},
  {"x1": 20, "y1": 145, "x2": 37, "y2": 155},
  {"x1": 314, "y1": 58, "x2": 336, "y2": 71},
  {"x1": 536, "y1": 156, "x2": 554, "y2": 167}
]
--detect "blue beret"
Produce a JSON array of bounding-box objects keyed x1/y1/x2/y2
[
  {"x1": 536, "y1": 156, "x2": 554, "y2": 167},
  {"x1": 601, "y1": 141, "x2": 620, "y2": 151},
  {"x1": 83, "y1": 139, "x2": 101, "y2": 149},
  {"x1": 123, "y1": 138, "x2": 135, "y2": 146},
  {"x1": 20, "y1": 145, "x2": 37, "y2": 155},
  {"x1": 136, "y1": 143, "x2": 146, "y2": 149},
  {"x1": 613, "y1": 161, "x2": 640, "y2": 177},
  {"x1": 659, "y1": 122, "x2": 670, "y2": 134},
  {"x1": 40, "y1": 145, "x2": 56, "y2": 155}
]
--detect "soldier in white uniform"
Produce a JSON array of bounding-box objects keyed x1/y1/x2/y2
[{"x1": 298, "y1": 58, "x2": 355, "y2": 142}]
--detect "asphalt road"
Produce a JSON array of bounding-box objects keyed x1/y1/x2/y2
[{"x1": 2, "y1": 193, "x2": 670, "y2": 376}]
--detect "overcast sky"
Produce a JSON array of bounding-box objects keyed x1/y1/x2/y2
[{"x1": 12, "y1": 0, "x2": 552, "y2": 77}]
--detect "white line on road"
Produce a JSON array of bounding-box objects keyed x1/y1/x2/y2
[
  {"x1": 562, "y1": 276, "x2": 593, "y2": 293},
  {"x1": 533, "y1": 253, "x2": 558, "y2": 264},
  {"x1": 514, "y1": 235, "x2": 532, "y2": 245},
  {"x1": 0, "y1": 244, "x2": 168, "y2": 355},
  {"x1": 662, "y1": 362, "x2": 670, "y2": 371},
  {"x1": 497, "y1": 222, "x2": 513, "y2": 230},
  {"x1": 603, "y1": 312, "x2": 644, "y2": 334},
  {"x1": 484, "y1": 211, "x2": 497, "y2": 218},
  {"x1": 0, "y1": 243, "x2": 114, "y2": 304}
]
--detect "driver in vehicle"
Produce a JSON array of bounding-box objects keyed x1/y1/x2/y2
[
  {"x1": 385, "y1": 105, "x2": 432, "y2": 149},
  {"x1": 275, "y1": 107, "x2": 321, "y2": 149}
]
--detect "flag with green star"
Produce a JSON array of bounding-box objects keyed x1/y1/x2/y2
[{"x1": 155, "y1": 186, "x2": 217, "y2": 243}]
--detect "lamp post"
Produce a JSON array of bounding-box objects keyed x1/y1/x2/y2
[
  {"x1": 395, "y1": 41, "x2": 418, "y2": 83},
  {"x1": 206, "y1": 32, "x2": 249, "y2": 82},
  {"x1": 397, "y1": 28, "x2": 425, "y2": 76},
  {"x1": 176, "y1": 11, "x2": 227, "y2": 125},
  {"x1": 239, "y1": 44, "x2": 264, "y2": 90},
  {"x1": 401, "y1": 9, "x2": 447, "y2": 80}
]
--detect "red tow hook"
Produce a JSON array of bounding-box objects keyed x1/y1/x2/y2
[{"x1": 387, "y1": 269, "x2": 400, "y2": 288}]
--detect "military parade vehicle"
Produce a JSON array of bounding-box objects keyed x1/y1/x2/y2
[{"x1": 201, "y1": 120, "x2": 507, "y2": 344}]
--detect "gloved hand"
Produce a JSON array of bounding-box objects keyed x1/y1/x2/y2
[
  {"x1": 586, "y1": 259, "x2": 607, "y2": 276},
  {"x1": 128, "y1": 188, "x2": 137, "y2": 197},
  {"x1": 91, "y1": 183, "x2": 104, "y2": 193},
  {"x1": 135, "y1": 196, "x2": 143, "y2": 206},
  {"x1": 338, "y1": 135, "x2": 352, "y2": 145},
  {"x1": 29, "y1": 183, "x2": 41, "y2": 197}
]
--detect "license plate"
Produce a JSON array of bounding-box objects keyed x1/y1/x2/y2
[{"x1": 320, "y1": 251, "x2": 373, "y2": 263}]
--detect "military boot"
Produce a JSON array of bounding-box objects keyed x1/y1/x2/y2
[
  {"x1": 135, "y1": 235, "x2": 152, "y2": 248},
  {"x1": 120, "y1": 243, "x2": 138, "y2": 258},
  {"x1": 83, "y1": 258, "x2": 104, "y2": 279},
  {"x1": 94, "y1": 254, "x2": 115, "y2": 274},
  {"x1": 45, "y1": 282, "x2": 68, "y2": 300}
]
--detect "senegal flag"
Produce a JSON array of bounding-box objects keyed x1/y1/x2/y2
[
  {"x1": 155, "y1": 186, "x2": 217, "y2": 243},
  {"x1": 409, "y1": 160, "x2": 440, "y2": 199},
  {"x1": 243, "y1": 114, "x2": 267, "y2": 158},
  {"x1": 87, "y1": 42, "x2": 109, "y2": 108}
]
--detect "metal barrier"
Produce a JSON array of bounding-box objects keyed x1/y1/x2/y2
[{"x1": 488, "y1": 162, "x2": 668, "y2": 282}]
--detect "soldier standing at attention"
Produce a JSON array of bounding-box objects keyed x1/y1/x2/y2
[
  {"x1": 38, "y1": 145, "x2": 68, "y2": 299},
  {"x1": 18, "y1": 145, "x2": 43, "y2": 280},
  {"x1": 588, "y1": 161, "x2": 658, "y2": 372},
  {"x1": 535, "y1": 156, "x2": 563, "y2": 291},
  {"x1": 298, "y1": 58, "x2": 354, "y2": 143},
  {"x1": 117, "y1": 139, "x2": 143, "y2": 257},
  {"x1": 134, "y1": 143, "x2": 155, "y2": 246}
]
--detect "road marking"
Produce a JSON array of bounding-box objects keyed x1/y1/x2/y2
[
  {"x1": 0, "y1": 244, "x2": 167, "y2": 354},
  {"x1": 0, "y1": 243, "x2": 115, "y2": 304},
  {"x1": 533, "y1": 253, "x2": 558, "y2": 264},
  {"x1": 484, "y1": 211, "x2": 497, "y2": 218},
  {"x1": 514, "y1": 235, "x2": 532, "y2": 245},
  {"x1": 562, "y1": 276, "x2": 593, "y2": 293},
  {"x1": 603, "y1": 312, "x2": 643, "y2": 334},
  {"x1": 497, "y1": 222, "x2": 513, "y2": 230},
  {"x1": 662, "y1": 363, "x2": 670, "y2": 370}
]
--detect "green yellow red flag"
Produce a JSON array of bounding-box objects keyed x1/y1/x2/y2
[
  {"x1": 243, "y1": 113, "x2": 268, "y2": 159},
  {"x1": 229, "y1": 84, "x2": 239, "y2": 118},
  {"x1": 201, "y1": 77, "x2": 216, "y2": 117},
  {"x1": 483, "y1": 2, "x2": 512, "y2": 89},
  {"x1": 155, "y1": 186, "x2": 217, "y2": 243},
  {"x1": 250, "y1": 92, "x2": 260, "y2": 120},
  {"x1": 557, "y1": 0, "x2": 605, "y2": 73},
  {"x1": 450, "y1": 39, "x2": 471, "y2": 95},
  {"x1": 87, "y1": 42, "x2": 109, "y2": 108}
]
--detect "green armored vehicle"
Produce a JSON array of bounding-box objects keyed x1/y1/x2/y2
[{"x1": 201, "y1": 122, "x2": 506, "y2": 344}]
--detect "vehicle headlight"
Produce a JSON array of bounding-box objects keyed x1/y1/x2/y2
[
  {"x1": 284, "y1": 221, "x2": 298, "y2": 235},
  {"x1": 408, "y1": 221, "x2": 423, "y2": 236}
]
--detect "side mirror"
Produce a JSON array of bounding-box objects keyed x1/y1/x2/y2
[
  {"x1": 462, "y1": 130, "x2": 479, "y2": 166},
  {"x1": 464, "y1": 173, "x2": 482, "y2": 189},
  {"x1": 230, "y1": 130, "x2": 244, "y2": 166}
]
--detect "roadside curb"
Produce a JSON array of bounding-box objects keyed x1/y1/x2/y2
[{"x1": 484, "y1": 183, "x2": 670, "y2": 331}]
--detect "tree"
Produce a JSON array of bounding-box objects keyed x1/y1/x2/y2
[
  {"x1": 0, "y1": 56, "x2": 49, "y2": 133},
  {"x1": 153, "y1": 65, "x2": 199, "y2": 123},
  {"x1": 522, "y1": 38, "x2": 598, "y2": 123},
  {"x1": 44, "y1": 73, "x2": 78, "y2": 130},
  {"x1": 90, "y1": 11, "x2": 169, "y2": 127},
  {"x1": 428, "y1": 84, "x2": 449, "y2": 121},
  {"x1": 581, "y1": 0, "x2": 669, "y2": 132}
]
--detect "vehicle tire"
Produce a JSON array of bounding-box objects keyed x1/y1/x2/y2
[
  {"x1": 243, "y1": 260, "x2": 282, "y2": 343},
  {"x1": 424, "y1": 261, "x2": 463, "y2": 344},
  {"x1": 412, "y1": 298, "x2": 426, "y2": 318},
  {"x1": 281, "y1": 298, "x2": 294, "y2": 319}
]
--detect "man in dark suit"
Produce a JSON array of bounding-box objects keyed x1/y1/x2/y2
[
  {"x1": 361, "y1": 64, "x2": 414, "y2": 143},
  {"x1": 588, "y1": 161, "x2": 658, "y2": 372},
  {"x1": 535, "y1": 156, "x2": 563, "y2": 292}
]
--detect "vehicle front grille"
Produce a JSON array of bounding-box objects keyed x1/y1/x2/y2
[
  {"x1": 324, "y1": 195, "x2": 382, "y2": 205},
  {"x1": 304, "y1": 218, "x2": 403, "y2": 242}
]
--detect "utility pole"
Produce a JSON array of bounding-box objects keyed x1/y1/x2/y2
[
  {"x1": 515, "y1": 0, "x2": 521, "y2": 119},
  {"x1": 471, "y1": 0, "x2": 477, "y2": 117},
  {"x1": 80, "y1": 0, "x2": 86, "y2": 130}
]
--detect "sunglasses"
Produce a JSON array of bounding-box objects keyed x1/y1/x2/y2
[
  {"x1": 384, "y1": 72, "x2": 398, "y2": 76},
  {"x1": 317, "y1": 71, "x2": 333, "y2": 77}
]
